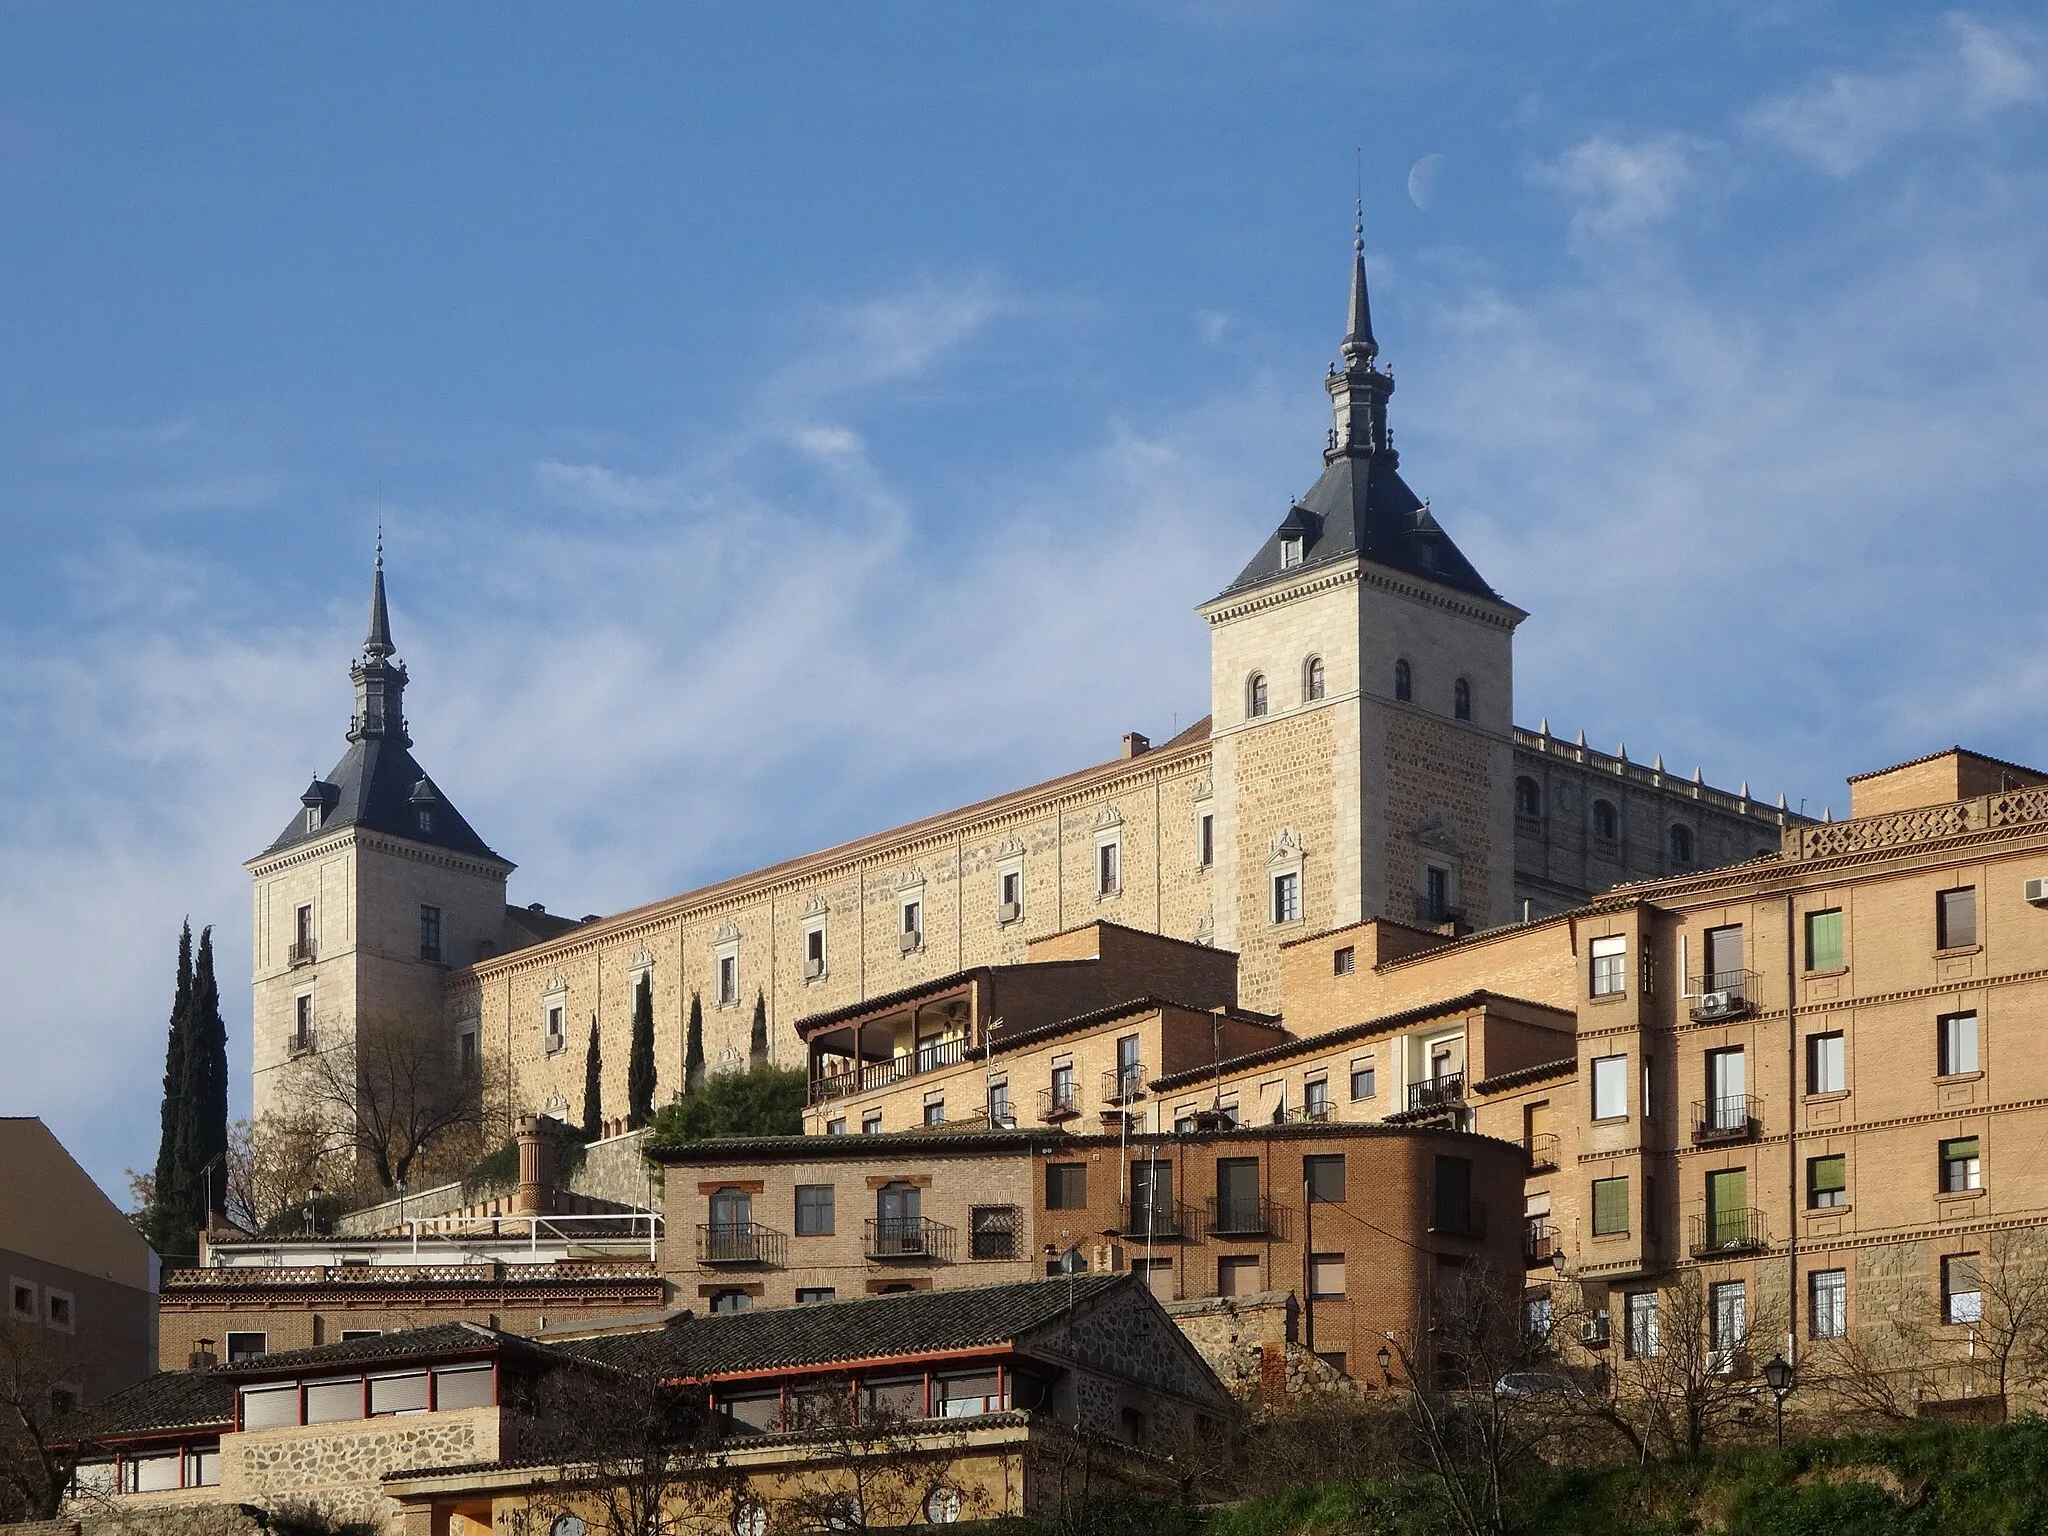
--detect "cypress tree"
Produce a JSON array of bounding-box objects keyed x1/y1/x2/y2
[
  {"x1": 749, "y1": 990, "x2": 769, "y2": 1069},
  {"x1": 148, "y1": 922, "x2": 194, "y2": 1247},
  {"x1": 184, "y1": 926, "x2": 230, "y2": 1226},
  {"x1": 582, "y1": 1021, "x2": 603, "y2": 1139},
  {"x1": 685, "y1": 991, "x2": 706, "y2": 1093},
  {"x1": 626, "y1": 973, "x2": 656, "y2": 1130}
]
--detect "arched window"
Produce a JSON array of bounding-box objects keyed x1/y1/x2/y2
[
  {"x1": 1454, "y1": 677, "x2": 1472, "y2": 721},
  {"x1": 1394, "y1": 659, "x2": 1412, "y2": 703},
  {"x1": 1515, "y1": 777, "x2": 1542, "y2": 819},
  {"x1": 1669, "y1": 824, "x2": 1694, "y2": 864},
  {"x1": 1247, "y1": 673, "x2": 1269, "y2": 718},
  {"x1": 1304, "y1": 656, "x2": 1326, "y2": 702},
  {"x1": 1592, "y1": 800, "x2": 1618, "y2": 841}
]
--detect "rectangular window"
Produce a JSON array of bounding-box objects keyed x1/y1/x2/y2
[
  {"x1": 1333, "y1": 945, "x2": 1355, "y2": 975},
  {"x1": 1810, "y1": 1269, "x2": 1847, "y2": 1339},
  {"x1": 1198, "y1": 812, "x2": 1214, "y2": 870},
  {"x1": 1433, "y1": 1155, "x2": 1472, "y2": 1233},
  {"x1": 796, "y1": 1287, "x2": 836, "y2": 1305},
  {"x1": 1624, "y1": 1290, "x2": 1660, "y2": 1359},
  {"x1": 1305, "y1": 1154, "x2": 1345, "y2": 1203},
  {"x1": 239, "y1": 1384, "x2": 297, "y2": 1430},
  {"x1": 1217, "y1": 1255, "x2": 1259, "y2": 1297},
  {"x1": 418, "y1": 904, "x2": 442, "y2": 963},
  {"x1": 1304, "y1": 1077, "x2": 1330, "y2": 1117},
  {"x1": 1525, "y1": 1292, "x2": 1554, "y2": 1343},
  {"x1": 1808, "y1": 1031, "x2": 1846, "y2": 1095},
  {"x1": 1590, "y1": 935, "x2": 1627, "y2": 997},
  {"x1": 226, "y1": 1332, "x2": 268, "y2": 1364},
  {"x1": 1591, "y1": 1054, "x2": 1628, "y2": 1120},
  {"x1": 1710, "y1": 1280, "x2": 1746, "y2": 1356},
  {"x1": 1939, "y1": 887, "x2": 1978, "y2": 949},
  {"x1": 294, "y1": 904, "x2": 313, "y2": 957},
  {"x1": 43, "y1": 1290, "x2": 72, "y2": 1331},
  {"x1": 1046, "y1": 1162, "x2": 1087, "y2": 1209},
  {"x1": 1425, "y1": 866, "x2": 1451, "y2": 920},
  {"x1": 922, "y1": 1099, "x2": 946, "y2": 1127},
  {"x1": 901, "y1": 898, "x2": 922, "y2": 942},
  {"x1": 1272, "y1": 871, "x2": 1300, "y2": 924},
  {"x1": 340, "y1": 1329, "x2": 381, "y2": 1341},
  {"x1": 434, "y1": 1365, "x2": 495, "y2": 1410},
  {"x1": 294, "y1": 995, "x2": 314, "y2": 1053},
  {"x1": 1592, "y1": 1176, "x2": 1630, "y2": 1236},
  {"x1": 717, "y1": 954, "x2": 737, "y2": 1006},
  {"x1": 795, "y1": 1185, "x2": 835, "y2": 1236},
  {"x1": 1050, "y1": 1062, "x2": 1076, "y2": 1113},
  {"x1": 304, "y1": 1379, "x2": 362, "y2": 1424},
  {"x1": 369, "y1": 1372, "x2": 428, "y2": 1416},
  {"x1": 1944, "y1": 1254, "x2": 1983, "y2": 1324},
  {"x1": 1350, "y1": 1059, "x2": 1376, "y2": 1099},
  {"x1": 805, "y1": 925, "x2": 825, "y2": 973},
  {"x1": 1308, "y1": 1254, "x2": 1346, "y2": 1299},
  {"x1": 1805, "y1": 908, "x2": 1843, "y2": 971},
  {"x1": 987, "y1": 1081, "x2": 1011, "y2": 1126},
  {"x1": 7, "y1": 1282, "x2": 32, "y2": 1322},
  {"x1": 1940, "y1": 1012, "x2": 1980, "y2": 1076},
  {"x1": 1941, "y1": 1136, "x2": 1982, "y2": 1192},
  {"x1": 1808, "y1": 1154, "x2": 1847, "y2": 1209},
  {"x1": 861, "y1": 1111, "x2": 882, "y2": 1135},
  {"x1": 1097, "y1": 840, "x2": 1120, "y2": 897},
  {"x1": 1000, "y1": 868, "x2": 1022, "y2": 913},
  {"x1": 971, "y1": 1205, "x2": 1018, "y2": 1260}
]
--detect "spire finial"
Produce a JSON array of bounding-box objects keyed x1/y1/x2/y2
[
  {"x1": 1342, "y1": 185, "x2": 1378, "y2": 364},
  {"x1": 364, "y1": 529, "x2": 394, "y2": 659}
]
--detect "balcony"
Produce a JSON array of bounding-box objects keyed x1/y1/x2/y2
[
  {"x1": 288, "y1": 939, "x2": 316, "y2": 967},
  {"x1": 809, "y1": 1035, "x2": 968, "y2": 1107},
  {"x1": 1281, "y1": 1103, "x2": 1335, "y2": 1125},
  {"x1": 1691, "y1": 1095, "x2": 1760, "y2": 1146},
  {"x1": 1406, "y1": 1073, "x2": 1466, "y2": 1114},
  {"x1": 1204, "y1": 1196, "x2": 1287, "y2": 1240},
  {"x1": 1116, "y1": 1199, "x2": 1192, "y2": 1240},
  {"x1": 1689, "y1": 1208, "x2": 1768, "y2": 1257},
  {"x1": 865, "y1": 1217, "x2": 956, "y2": 1263},
  {"x1": 1524, "y1": 1218, "x2": 1556, "y2": 1269},
  {"x1": 914, "y1": 1037, "x2": 965, "y2": 1074},
  {"x1": 1527, "y1": 1132, "x2": 1560, "y2": 1172},
  {"x1": 1101, "y1": 1066, "x2": 1147, "y2": 1105},
  {"x1": 1433, "y1": 1199, "x2": 1487, "y2": 1240},
  {"x1": 1415, "y1": 897, "x2": 1468, "y2": 928},
  {"x1": 696, "y1": 1223, "x2": 787, "y2": 1267},
  {"x1": 1038, "y1": 1084, "x2": 1082, "y2": 1123},
  {"x1": 1689, "y1": 970, "x2": 1759, "y2": 1022}
]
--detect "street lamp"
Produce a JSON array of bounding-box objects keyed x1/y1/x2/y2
[
  {"x1": 1376, "y1": 1344, "x2": 1392, "y2": 1381},
  {"x1": 1762, "y1": 1352, "x2": 1795, "y2": 1448}
]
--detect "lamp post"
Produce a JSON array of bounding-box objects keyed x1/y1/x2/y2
[{"x1": 1762, "y1": 1352, "x2": 1795, "y2": 1448}]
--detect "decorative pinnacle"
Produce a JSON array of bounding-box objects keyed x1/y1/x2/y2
[{"x1": 364, "y1": 529, "x2": 395, "y2": 659}]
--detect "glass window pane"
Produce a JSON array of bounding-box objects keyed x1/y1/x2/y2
[
  {"x1": 134, "y1": 1454, "x2": 182, "y2": 1492},
  {"x1": 1592, "y1": 1177, "x2": 1629, "y2": 1235},
  {"x1": 1592, "y1": 1056, "x2": 1627, "y2": 1119},
  {"x1": 369, "y1": 1373, "x2": 429, "y2": 1415},
  {"x1": 240, "y1": 1385, "x2": 299, "y2": 1430},
  {"x1": 1806, "y1": 910, "x2": 1844, "y2": 971},
  {"x1": 304, "y1": 1379, "x2": 363, "y2": 1424},
  {"x1": 433, "y1": 1365, "x2": 495, "y2": 1411}
]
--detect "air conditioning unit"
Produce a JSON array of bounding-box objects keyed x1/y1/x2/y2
[
  {"x1": 1697, "y1": 990, "x2": 1735, "y2": 1018},
  {"x1": 1579, "y1": 1312, "x2": 1610, "y2": 1347},
  {"x1": 804, "y1": 958, "x2": 824, "y2": 980},
  {"x1": 899, "y1": 930, "x2": 921, "y2": 954},
  {"x1": 2026, "y1": 877, "x2": 2048, "y2": 906},
  {"x1": 998, "y1": 901, "x2": 1022, "y2": 924}
]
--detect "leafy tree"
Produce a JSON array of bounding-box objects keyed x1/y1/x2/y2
[
  {"x1": 647, "y1": 1064, "x2": 804, "y2": 1146},
  {"x1": 749, "y1": 989, "x2": 769, "y2": 1068},
  {"x1": 627, "y1": 975, "x2": 656, "y2": 1130},
  {"x1": 583, "y1": 1020, "x2": 604, "y2": 1139},
  {"x1": 684, "y1": 990, "x2": 706, "y2": 1092}
]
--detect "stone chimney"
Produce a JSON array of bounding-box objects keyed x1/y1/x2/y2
[
  {"x1": 515, "y1": 1116, "x2": 557, "y2": 1216},
  {"x1": 1121, "y1": 732, "x2": 1150, "y2": 759}
]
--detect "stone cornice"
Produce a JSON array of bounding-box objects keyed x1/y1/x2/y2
[
  {"x1": 246, "y1": 826, "x2": 512, "y2": 883},
  {"x1": 1199, "y1": 556, "x2": 1524, "y2": 631}
]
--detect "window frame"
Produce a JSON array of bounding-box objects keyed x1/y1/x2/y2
[
  {"x1": 1939, "y1": 1011, "x2": 1980, "y2": 1077},
  {"x1": 1453, "y1": 676, "x2": 1471, "y2": 721},
  {"x1": 1807, "y1": 1031, "x2": 1846, "y2": 1095},
  {"x1": 794, "y1": 1184, "x2": 835, "y2": 1237},
  {"x1": 1303, "y1": 655, "x2": 1325, "y2": 702},
  {"x1": 1668, "y1": 823, "x2": 1694, "y2": 864},
  {"x1": 1045, "y1": 1162, "x2": 1087, "y2": 1210},
  {"x1": 1349, "y1": 1058, "x2": 1375, "y2": 1100},
  {"x1": 1623, "y1": 1290, "x2": 1659, "y2": 1359},
  {"x1": 1809, "y1": 1269, "x2": 1848, "y2": 1339},
  {"x1": 1591, "y1": 1176, "x2": 1630, "y2": 1237},
  {"x1": 1394, "y1": 658, "x2": 1412, "y2": 703},
  {"x1": 1805, "y1": 908, "x2": 1844, "y2": 972},
  {"x1": 1246, "y1": 673, "x2": 1269, "y2": 719},
  {"x1": 1272, "y1": 870, "x2": 1301, "y2": 925},
  {"x1": 417, "y1": 904, "x2": 442, "y2": 963},
  {"x1": 1514, "y1": 776, "x2": 1542, "y2": 819},
  {"x1": 1941, "y1": 1135, "x2": 1982, "y2": 1193},
  {"x1": 1307, "y1": 1252, "x2": 1346, "y2": 1299},
  {"x1": 1938, "y1": 887, "x2": 1978, "y2": 950},
  {"x1": 1589, "y1": 935, "x2": 1627, "y2": 998},
  {"x1": 1943, "y1": 1253, "x2": 1983, "y2": 1324},
  {"x1": 1590, "y1": 1054, "x2": 1628, "y2": 1121},
  {"x1": 1807, "y1": 1153, "x2": 1848, "y2": 1209},
  {"x1": 1591, "y1": 799, "x2": 1618, "y2": 842}
]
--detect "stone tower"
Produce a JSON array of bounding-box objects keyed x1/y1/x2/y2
[
  {"x1": 246, "y1": 547, "x2": 513, "y2": 1124},
  {"x1": 1201, "y1": 227, "x2": 1525, "y2": 1004}
]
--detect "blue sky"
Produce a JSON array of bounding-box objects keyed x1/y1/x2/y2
[{"x1": 3, "y1": 3, "x2": 2045, "y2": 1202}]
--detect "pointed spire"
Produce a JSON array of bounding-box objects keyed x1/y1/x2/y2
[
  {"x1": 1342, "y1": 201, "x2": 1378, "y2": 364},
  {"x1": 364, "y1": 527, "x2": 394, "y2": 660},
  {"x1": 1654, "y1": 754, "x2": 1665, "y2": 772},
  {"x1": 1539, "y1": 717, "x2": 1550, "y2": 737}
]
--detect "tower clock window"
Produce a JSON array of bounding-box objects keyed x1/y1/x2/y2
[
  {"x1": 1394, "y1": 659, "x2": 1412, "y2": 702},
  {"x1": 1304, "y1": 656, "x2": 1325, "y2": 702},
  {"x1": 1454, "y1": 677, "x2": 1471, "y2": 720},
  {"x1": 1246, "y1": 673, "x2": 1268, "y2": 719}
]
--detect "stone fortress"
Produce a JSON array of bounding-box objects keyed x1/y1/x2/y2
[{"x1": 247, "y1": 234, "x2": 1808, "y2": 1132}]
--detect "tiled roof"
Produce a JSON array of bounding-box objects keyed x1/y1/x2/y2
[
  {"x1": 217, "y1": 1320, "x2": 533, "y2": 1379},
  {"x1": 975, "y1": 996, "x2": 1279, "y2": 1059},
  {"x1": 63, "y1": 1370, "x2": 235, "y2": 1442},
  {"x1": 562, "y1": 1274, "x2": 1132, "y2": 1380},
  {"x1": 259, "y1": 735, "x2": 504, "y2": 864},
  {"x1": 647, "y1": 1126, "x2": 1078, "y2": 1164},
  {"x1": 1472, "y1": 1057, "x2": 1577, "y2": 1095}
]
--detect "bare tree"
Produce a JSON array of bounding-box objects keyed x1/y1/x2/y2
[
  {"x1": 1807, "y1": 1293, "x2": 1940, "y2": 1425},
  {"x1": 512, "y1": 1362, "x2": 728, "y2": 1536},
  {"x1": 1962, "y1": 1231, "x2": 2048, "y2": 1416},
  {"x1": 1593, "y1": 1271, "x2": 1780, "y2": 1459},
  {"x1": 284, "y1": 1010, "x2": 496, "y2": 1192},
  {"x1": 0, "y1": 1325, "x2": 119, "y2": 1520},
  {"x1": 767, "y1": 1377, "x2": 990, "y2": 1533}
]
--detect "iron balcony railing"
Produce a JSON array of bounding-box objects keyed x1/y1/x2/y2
[
  {"x1": 1527, "y1": 1132, "x2": 1560, "y2": 1171},
  {"x1": 1282, "y1": 1103, "x2": 1335, "y2": 1124},
  {"x1": 1689, "y1": 1208, "x2": 1768, "y2": 1257},
  {"x1": 1689, "y1": 970, "x2": 1760, "y2": 1021},
  {"x1": 1038, "y1": 1083, "x2": 1082, "y2": 1122},
  {"x1": 1101, "y1": 1065, "x2": 1147, "y2": 1105},
  {"x1": 915, "y1": 1037, "x2": 965, "y2": 1074},
  {"x1": 1415, "y1": 897, "x2": 1468, "y2": 927},
  {"x1": 1406, "y1": 1073, "x2": 1467, "y2": 1113},
  {"x1": 864, "y1": 1217, "x2": 956, "y2": 1262},
  {"x1": 1691, "y1": 1095, "x2": 1760, "y2": 1145},
  {"x1": 1204, "y1": 1196, "x2": 1287, "y2": 1240},
  {"x1": 696, "y1": 1223, "x2": 787, "y2": 1267},
  {"x1": 807, "y1": 1036, "x2": 969, "y2": 1106},
  {"x1": 1524, "y1": 1218, "x2": 1556, "y2": 1268},
  {"x1": 1433, "y1": 1198, "x2": 1487, "y2": 1240},
  {"x1": 288, "y1": 939, "x2": 316, "y2": 966},
  {"x1": 1116, "y1": 1199, "x2": 1192, "y2": 1240}
]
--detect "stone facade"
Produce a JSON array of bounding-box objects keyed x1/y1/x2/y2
[{"x1": 220, "y1": 1407, "x2": 503, "y2": 1527}]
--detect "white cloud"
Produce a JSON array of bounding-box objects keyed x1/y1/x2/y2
[
  {"x1": 1528, "y1": 131, "x2": 1719, "y2": 248},
  {"x1": 1743, "y1": 14, "x2": 2043, "y2": 175}
]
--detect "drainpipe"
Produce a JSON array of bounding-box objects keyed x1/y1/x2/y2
[
  {"x1": 1784, "y1": 896, "x2": 1800, "y2": 1363},
  {"x1": 1300, "y1": 1148, "x2": 1314, "y2": 1357}
]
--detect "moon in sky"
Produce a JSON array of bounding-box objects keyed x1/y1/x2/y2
[{"x1": 1407, "y1": 153, "x2": 1446, "y2": 210}]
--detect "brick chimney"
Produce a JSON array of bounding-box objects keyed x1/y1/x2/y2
[
  {"x1": 1121, "y1": 732, "x2": 1150, "y2": 759},
  {"x1": 515, "y1": 1116, "x2": 557, "y2": 1216}
]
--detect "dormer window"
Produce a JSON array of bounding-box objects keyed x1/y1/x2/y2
[
  {"x1": 417, "y1": 808, "x2": 434, "y2": 833},
  {"x1": 304, "y1": 806, "x2": 320, "y2": 834},
  {"x1": 1280, "y1": 537, "x2": 1303, "y2": 568}
]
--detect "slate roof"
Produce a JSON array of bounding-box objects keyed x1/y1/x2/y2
[
  {"x1": 260, "y1": 734, "x2": 504, "y2": 862},
  {"x1": 1217, "y1": 453, "x2": 1501, "y2": 605},
  {"x1": 62, "y1": 1370, "x2": 235, "y2": 1442},
  {"x1": 561, "y1": 1274, "x2": 1132, "y2": 1380}
]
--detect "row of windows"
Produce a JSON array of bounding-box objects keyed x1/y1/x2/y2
[
  {"x1": 8, "y1": 1278, "x2": 74, "y2": 1333},
  {"x1": 703, "y1": 1183, "x2": 1023, "y2": 1260},
  {"x1": 1243, "y1": 659, "x2": 1474, "y2": 720},
  {"x1": 1516, "y1": 785, "x2": 1721, "y2": 863},
  {"x1": 288, "y1": 901, "x2": 445, "y2": 965}
]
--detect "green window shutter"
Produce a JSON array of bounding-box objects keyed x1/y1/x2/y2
[
  {"x1": 1811, "y1": 1155, "x2": 1846, "y2": 1194},
  {"x1": 1806, "y1": 909, "x2": 1843, "y2": 971},
  {"x1": 1944, "y1": 1137, "x2": 1981, "y2": 1162},
  {"x1": 1592, "y1": 1177, "x2": 1629, "y2": 1235}
]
